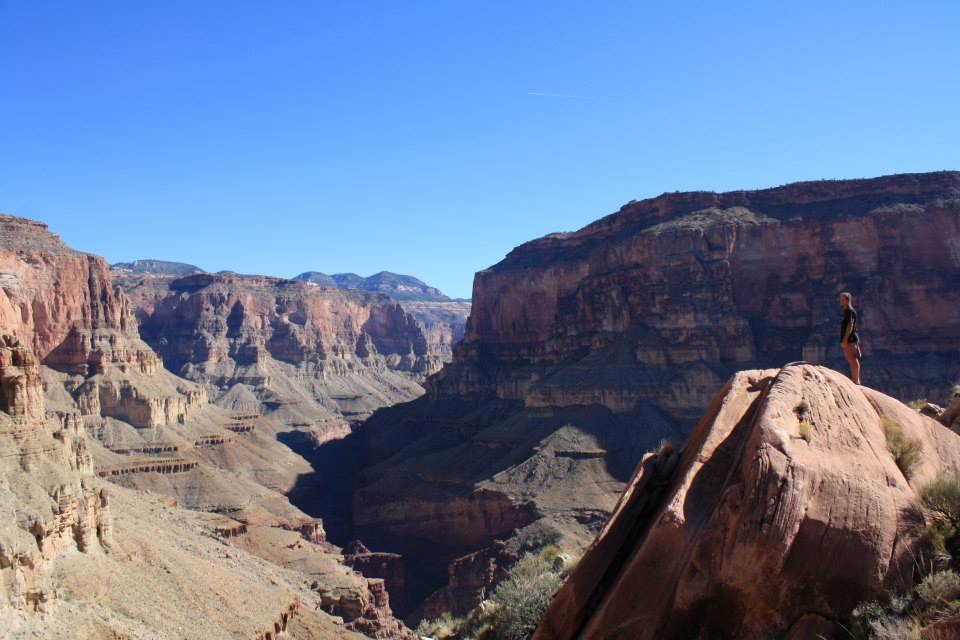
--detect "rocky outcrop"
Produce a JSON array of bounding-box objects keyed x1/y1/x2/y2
[
  {"x1": 326, "y1": 171, "x2": 960, "y2": 618},
  {"x1": 418, "y1": 540, "x2": 517, "y2": 620},
  {"x1": 0, "y1": 334, "x2": 44, "y2": 422},
  {"x1": 535, "y1": 364, "x2": 960, "y2": 640},
  {"x1": 0, "y1": 330, "x2": 113, "y2": 622},
  {"x1": 0, "y1": 216, "x2": 160, "y2": 378}
]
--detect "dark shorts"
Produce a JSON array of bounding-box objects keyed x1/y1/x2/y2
[{"x1": 843, "y1": 341, "x2": 862, "y2": 359}]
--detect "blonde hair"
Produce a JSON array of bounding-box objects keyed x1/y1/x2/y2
[{"x1": 840, "y1": 292, "x2": 853, "y2": 303}]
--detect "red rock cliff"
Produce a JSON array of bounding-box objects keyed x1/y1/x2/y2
[
  {"x1": 334, "y1": 171, "x2": 960, "y2": 620},
  {"x1": 450, "y1": 170, "x2": 960, "y2": 418},
  {"x1": 0, "y1": 215, "x2": 158, "y2": 376}
]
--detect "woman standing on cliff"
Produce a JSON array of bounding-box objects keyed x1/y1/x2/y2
[{"x1": 840, "y1": 292, "x2": 861, "y2": 384}]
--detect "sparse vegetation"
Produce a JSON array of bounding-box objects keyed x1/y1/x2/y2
[
  {"x1": 907, "y1": 398, "x2": 929, "y2": 411},
  {"x1": 882, "y1": 414, "x2": 923, "y2": 479},
  {"x1": 415, "y1": 545, "x2": 576, "y2": 640},
  {"x1": 416, "y1": 612, "x2": 465, "y2": 639},
  {"x1": 794, "y1": 400, "x2": 809, "y2": 418},
  {"x1": 485, "y1": 552, "x2": 563, "y2": 640},
  {"x1": 921, "y1": 471, "x2": 960, "y2": 523},
  {"x1": 656, "y1": 438, "x2": 675, "y2": 457},
  {"x1": 797, "y1": 420, "x2": 813, "y2": 443},
  {"x1": 917, "y1": 570, "x2": 960, "y2": 606},
  {"x1": 850, "y1": 474, "x2": 960, "y2": 638}
]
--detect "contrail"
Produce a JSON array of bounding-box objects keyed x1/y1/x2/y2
[{"x1": 526, "y1": 91, "x2": 590, "y2": 99}]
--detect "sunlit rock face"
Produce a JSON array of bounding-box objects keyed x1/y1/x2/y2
[{"x1": 335, "y1": 171, "x2": 960, "y2": 619}]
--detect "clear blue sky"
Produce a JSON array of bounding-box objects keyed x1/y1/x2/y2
[{"x1": 2, "y1": 2, "x2": 957, "y2": 298}]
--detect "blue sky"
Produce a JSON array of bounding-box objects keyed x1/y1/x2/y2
[{"x1": 2, "y1": 2, "x2": 957, "y2": 298}]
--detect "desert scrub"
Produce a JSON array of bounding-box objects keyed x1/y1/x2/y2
[
  {"x1": 917, "y1": 569, "x2": 960, "y2": 606},
  {"x1": 921, "y1": 471, "x2": 960, "y2": 522},
  {"x1": 416, "y1": 612, "x2": 465, "y2": 639},
  {"x1": 850, "y1": 596, "x2": 921, "y2": 640},
  {"x1": 919, "y1": 471, "x2": 960, "y2": 569},
  {"x1": 797, "y1": 420, "x2": 813, "y2": 443},
  {"x1": 907, "y1": 398, "x2": 929, "y2": 411},
  {"x1": 485, "y1": 551, "x2": 563, "y2": 640},
  {"x1": 794, "y1": 400, "x2": 809, "y2": 418},
  {"x1": 882, "y1": 414, "x2": 922, "y2": 479}
]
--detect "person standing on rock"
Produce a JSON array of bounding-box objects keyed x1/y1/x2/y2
[{"x1": 840, "y1": 292, "x2": 861, "y2": 384}]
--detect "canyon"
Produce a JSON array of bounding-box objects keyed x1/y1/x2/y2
[
  {"x1": 0, "y1": 214, "x2": 415, "y2": 638},
  {"x1": 3, "y1": 170, "x2": 960, "y2": 637},
  {"x1": 306, "y1": 171, "x2": 960, "y2": 621}
]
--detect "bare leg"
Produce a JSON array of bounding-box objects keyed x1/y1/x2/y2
[{"x1": 843, "y1": 345, "x2": 861, "y2": 385}]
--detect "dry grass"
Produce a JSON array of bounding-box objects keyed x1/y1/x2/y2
[
  {"x1": 797, "y1": 421, "x2": 813, "y2": 443},
  {"x1": 882, "y1": 414, "x2": 922, "y2": 479},
  {"x1": 656, "y1": 438, "x2": 675, "y2": 457}
]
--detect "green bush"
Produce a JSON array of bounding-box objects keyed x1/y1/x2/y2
[
  {"x1": 882, "y1": 415, "x2": 923, "y2": 479},
  {"x1": 794, "y1": 400, "x2": 809, "y2": 418},
  {"x1": 907, "y1": 398, "x2": 929, "y2": 411},
  {"x1": 917, "y1": 570, "x2": 960, "y2": 606},
  {"x1": 921, "y1": 471, "x2": 960, "y2": 523},
  {"x1": 798, "y1": 421, "x2": 813, "y2": 443},
  {"x1": 485, "y1": 552, "x2": 563, "y2": 640}
]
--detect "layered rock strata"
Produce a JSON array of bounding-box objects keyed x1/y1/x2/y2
[
  {"x1": 115, "y1": 270, "x2": 443, "y2": 434},
  {"x1": 0, "y1": 215, "x2": 413, "y2": 638},
  {"x1": 535, "y1": 364, "x2": 960, "y2": 639}
]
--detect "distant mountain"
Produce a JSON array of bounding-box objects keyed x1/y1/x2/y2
[
  {"x1": 111, "y1": 259, "x2": 204, "y2": 276},
  {"x1": 295, "y1": 270, "x2": 453, "y2": 302}
]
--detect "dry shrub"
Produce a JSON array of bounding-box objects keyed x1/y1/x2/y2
[{"x1": 882, "y1": 414, "x2": 922, "y2": 479}]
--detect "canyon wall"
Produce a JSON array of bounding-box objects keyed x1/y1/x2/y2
[
  {"x1": 329, "y1": 171, "x2": 960, "y2": 619},
  {"x1": 0, "y1": 214, "x2": 414, "y2": 638},
  {"x1": 115, "y1": 270, "x2": 448, "y2": 436},
  {"x1": 292, "y1": 271, "x2": 472, "y2": 360}
]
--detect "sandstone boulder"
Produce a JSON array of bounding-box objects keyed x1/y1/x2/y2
[{"x1": 535, "y1": 364, "x2": 960, "y2": 640}]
